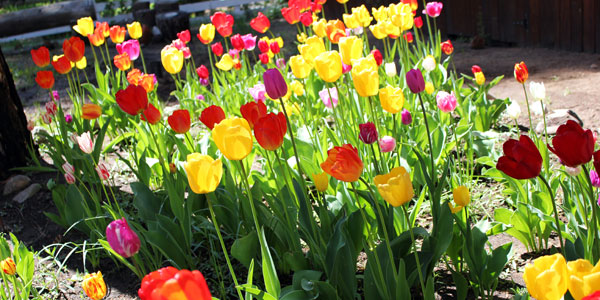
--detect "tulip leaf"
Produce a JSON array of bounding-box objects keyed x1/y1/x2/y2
[
  {"x1": 131, "y1": 182, "x2": 163, "y2": 222},
  {"x1": 258, "y1": 227, "x2": 281, "y2": 298},
  {"x1": 238, "y1": 284, "x2": 277, "y2": 300},
  {"x1": 231, "y1": 232, "x2": 258, "y2": 268}
]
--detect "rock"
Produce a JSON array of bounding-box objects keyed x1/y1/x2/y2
[
  {"x1": 13, "y1": 183, "x2": 41, "y2": 204},
  {"x1": 3, "y1": 175, "x2": 31, "y2": 196},
  {"x1": 591, "y1": 63, "x2": 598, "y2": 69},
  {"x1": 536, "y1": 109, "x2": 583, "y2": 135}
]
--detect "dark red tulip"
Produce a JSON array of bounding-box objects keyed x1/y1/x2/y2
[
  {"x1": 63, "y1": 36, "x2": 85, "y2": 63},
  {"x1": 548, "y1": 120, "x2": 595, "y2": 167},
  {"x1": 406, "y1": 69, "x2": 425, "y2": 93},
  {"x1": 199, "y1": 105, "x2": 225, "y2": 129},
  {"x1": 168, "y1": 109, "x2": 191, "y2": 134},
  {"x1": 115, "y1": 84, "x2": 149, "y2": 116},
  {"x1": 281, "y1": 6, "x2": 301, "y2": 25},
  {"x1": 211, "y1": 12, "x2": 234, "y2": 38},
  {"x1": 497, "y1": 135, "x2": 542, "y2": 180},
  {"x1": 254, "y1": 112, "x2": 287, "y2": 151},
  {"x1": 359, "y1": 122, "x2": 378, "y2": 144},
  {"x1": 259, "y1": 53, "x2": 269, "y2": 64},
  {"x1": 231, "y1": 34, "x2": 245, "y2": 51},
  {"x1": 240, "y1": 100, "x2": 267, "y2": 129},
  {"x1": 370, "y1": 49, "x2": 383, "y2": 66},
  {"x1": 258, "y1": 40, "x2": 269, "y2": 53},
  {"x1": 263, "y1": 68, "x2": 288, "y2": 99},
  {"x1": 31, "y1": 46, "x2": 50, "y2": 67},
  {"x1": 141, "y1": 103, "x2": 161, "y2": 124},
  {"x1": 250, "y1": 12, "x2": 271, "y2": 33},
  {"x1": 211, "y1": 42, "x2": 223, "y2": 57},
  {"x1": 196, "y1": 65, "x2": 209, "y2": 79},
  {"x1": 177, "y1": 30, "x2": 191, "y2": 43},
  {"x1": 594, "y1": 150, "x2": 600, "y2": 177}
]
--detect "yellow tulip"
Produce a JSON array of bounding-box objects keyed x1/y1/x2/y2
[
  {"x1": 384, "y1": 20, "x2": 400, "y2": 37},
  {"x1": 82, "y1": 271, "x2": 107, "y2": 300},
  {"x1": 312, "y1": 19, "x2": 327, "y2": 38},
  {"x1": 185, "y1": 153, "x2": 223, "y2": 194},
  {"x1": 379, "y1": 86, "x2": 404, "y2": 113},
  {"x1": 297, "y1": 32, "x2": 308, "y2": 43},
  {"x1": 391, "y1": 4, "x2": 413, "y2": 31},
  {"x1": 1, "y1": 258, "x2": 16, "y2": 275},
  {"x1": 314, "y1": 51, "x2": 343, "y2": 83},
  {"x1": 475, "y1": 72, "x2": 486, "y2": 86},
  {"x1": 369, "y1": 22, "x2": 388, "y2": 39},
  {"x1": 212, "y1": 117, "x2": 253, "y2": 161},
  {"x1": 75, "y1": 56, "x2": 87, "y2": 69},
  {"x1": 289, "y1": 55, "x2": 313, "y2": 79},
  {"x1": 73, "y1": 17, "x2": 94, "y2": 37},
  {"x1": 523, "y1": 253, "x2": 568, "y2": 300},
  {"x1": 336, "y1": 0, "x2": 349, "y2": 3},
  {"x1": 352, "y1": 5, "x2": 373, "y2": 27},
  {"x1": 313, "y1": 172, "x2": 329, "y2": 192},
  {"x1": 161, "y1": 46, "x2": 184, "y2": 74},
  {"x1": 273, "y1": 37, "x2": 284, "y2": 48},
  {"x1": 127, "y1": 22, "x2": 142, "y2": 39},
  {"x1": 198, "y1": 23, "x2": 215, "y2": 44},
  {"x1": 449, "y1": 186, "x2": 470, "y2": 213},
  {"x1": 372, "y1": 6, "x2": 389, "y2": 22},
  {"x1": 290, "y1": 80, "x2": 305, "y2": 96},
  {"x1": 374, "y1": 166, "x2": 414, "y2": 207},
  {"x1": 351, "y1": 56, "x2": 379, "y2": 97},
  {"x1": 343, "y1": 13, "x2": 360, "y2": 29},
  {"x1": 339, "y1": 36, "x2": 363, "y2": 65},
  {"x1": 567, "y1": 259, "x2": 600, "y2": 300},
  {"x1": 299, "y1": 36, "x2": 326, "y2": 65},
  {"x1": 425, "y1": 82, "x2": 435, "y2": 95},
  {"x1": 215, "y1": 54, "x2": 234, "y2": 71}
]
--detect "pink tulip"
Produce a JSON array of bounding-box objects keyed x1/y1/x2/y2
[
  {"x1": 96, "y1": 162, "x2": 110, "y2": 180},
  {"x1": 591, "y1": 170, "x2": 600, "y2": 187},
  {"x1": 52, "y1": 90, "x2": 60, "y2": 101},
  {"x1": 319, "y1": 87, "x2": 338, "y2": 109},
  {"x1": 41, "y1": 113, "x2": 52, "y2": 124},
  {"x1": 106, "y1": 218, "x2": 141, "y2": 258},
  {"x1": 116, "y1": 40, "x2": 140, "y2": 60},
  {"x1": 77, "y1": 132, "x2": 94, "y2": 154},
  {"x1": 182, "y1": 47, "x2": 191, "y2": 59},
  {"x1": 64, "y1": 172, "x2": 76, "y2": 184},
  {"x1": 241, "y1": 33, "x2": 257, "y2": 51},
  {"x1": 342, "y1": 62, "x2": 352, "y2": 74},
  {"x1": 380, "y1": 136, "x2": 396, "y2": 152},
  {"x1": 45, "y1": 101, "x2": 57, "y2": 115},
  {"x1": 62, "y1": 162, "x2": 74, "y2": 174},
  {"x1": 436, "y1": 91, "x2": 458, "y2": 113},
  {"x1": 401, "y1": 109, "x2": 412, "y2": 125},
  {"x1": 248, "y1": 83, "x2": 267, "y2": 102},
  {"x1": 423, "y1": 2, "x2": 443, "y2": 18}
]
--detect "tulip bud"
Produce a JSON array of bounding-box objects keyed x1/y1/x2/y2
[
  {"x1": 196, "y1": 65, "x2": 209, "y2": 79},
  {"x1": 65, "y1": 114, "x2": 73, "y2": 123},
  {"x1": 414, "y1": 16, "x2": 423, "y2": 28},
  {"x1": 259, "y1": 53, "x2": 269, "y2": 64},
  {"x1": 379, "y1": 136, "x2": 396, "y2": 152},
  {"x1": 529, "y1": 81, "x2": 546, "y2": 102},
  {"x1": 406, "y1": 69, "x2": 425, "y2": 93},
  {"x1": 312, "y1": 172, "x2": 329, "y2": 192},
  {"x1": 211, "y1": 42, "x2": 224, "y2": 56},
  {"x1": 77, "y1": 132, "x2": 94, "y2": 154},
  {"x1": 370, "y1": 49, "x2": 383, "y2": 66},
  {"x1": 359, "y1": 122, "x2": 378, "y2": 144},
  {"x1": 82, "y1": 271, "x2": 107, "y2": 300},
  {"x1": 441, "y1": 40, "x2": 454, "y2": 55},
  {"x1": 263, "y1": 68, "x2": 288, "y2": 99},
  {"x1": 384, "y1": 62, "x2": 397, "y2": 77},
  {"x1": 65, "y1": 172, "x2": 76, "y2": 184},
  {"x1": 62, "y1": 162, "x2": 75, "y2": 174},
  {"x1": 506, "y1": 101, "x2": 521, "y2": 120},
  {"x1": 1, "y1": 258, "x2": 16, "y2": 275},
  {"x1": 106, "y1": 218, "x2": 141, "y2": 258},
  {"x1": 96, "y1": 162, "x2": 110, "y2": 180},
  {"x1": 401, "y1": 109, "x2": 412, "y2": 125},
  {"x1": 514, "y1": 61, "x2": 529, "y2": 84}
]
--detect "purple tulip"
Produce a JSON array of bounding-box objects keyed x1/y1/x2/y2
[
  {"x1": 106, "y1": 218, "x2": 141, "y2": 258},
  {"x1": 379, "y1": 136, "x2": 396, "y2": 152},
  {"x1": 263, "y1": 68, "x2": 288, "y2": 99},
  {"x1": 406, "y1": 69, "x2": 425, "y2": 93},
  {"x1": 65, "y1": 114, "x2": 73, "y2": 123},
  {"x1": 116, "y1": 40, "x2": 140, "y2": 61},
  {"x1": 401, "y1": 109, "x2": 412, "y2": 125},
  {"x1": 359, "y1": 122, "x2": 378, "y2": 144},
  {"x1": 200, "y1": 78, "x2": 209, "y2": 86},
  {"x1": 52, "y1": 90, "x2": 60, "y2": 101}
]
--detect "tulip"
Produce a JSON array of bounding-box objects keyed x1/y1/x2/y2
[
  {"x1": 406, "y1": 69, "x2": 425, "y2": 93},
  {"x1": 141, "y1": 103, "x2": 161, "y2": 125},
  {"x1": 127, "y1": 22, "x2": 142, "y2": 39},
  {"x1": 423, "y1": 2, "x2": 443, "y2": 17},
  {"x1": 42, "y1": 113, "x2": 52, "y2": 124},
  {"x1": 96, "y1": 162, "x2": 110, "y2": 180},
  {"x1": 548, "y1": 120, "x2": 595, "y2": 167},
  {"x1": 319, "y1": 87, "x2": 339, "y2": 108},
  {"x1": 403, "y1": 32, "x2": 414, "y2": 43},
  {"x1": 262, "y1": 69, "x2": 288, "y2": 100},
  {"x1": 325, "y1": 19, "x2": 346, "y2": 43},
  {"x1": 88, "y1": 28, "x2": 105, "y2": 47},
  {"x1": 567, "y1": 259, "x2": 600, "y2": 300},
  {"x1": 240, "y1": 101, "x2": 267, "y2": 129},
  {"x1": 115, "y1": 84, "x2": 148, "y2": 116},
  {"x1": 31, "y1": 46, "x2": 50, "y2": 67},
  {"x1": 371, "y1": 49, "x2": 384, "y2": 66},
  {"x1": 73, "y1": 17, "x2": 94, "y2": 37},
  {"x1": 1, "y1": 258, "x2": 16, "y2": 275},
  {"x1": 230, "y1": 34, "x2": 244, "y2": 51},
  {"x1": 216, "y1": 54, "x2": 234, "y2": 71},
  {"x1": 506, "y1": 101, "x2": 521, "y2": 120},
  {"x1": 289, "y1": 55, "x2": 312, "y2": 79},
  {"x1": 474, "y1": 71, "x2": 486, "y2": 86},
  {"x1": 384, "y1": 62, "x2": 397, "y2": 77},
  {"x1": 300, "y1": 11, "x2": 314, "y2": 26},
  {"x1": 254, "y1": 112, "x2": 287, "y2": 151},
  {"x1": 65, "y1": 172, "x2": 76, "y2": 184},
  {"x1": 414, "y1": 16, "x2": 423, "y2": 28},
  {"x1": 374, "y1": 166, "x2": 414, "y2": 207},
  {"x1": 314, "y1": 51, "x2": 343, "y2": 83},
  {"x1": 177, "y1": 29, "x2": 190, "y2": 44},
  {"x1": 116, "y1": 39, "x2": 140, "y2": 61},
  {"x1": 584, "y1": 291, "x2": 600, "y2": 300},
  {"x1": 106, "y1": 218, "x2": 141, "y2": 258},
  {"x1": 338, "y1": 36, "x2": 363, "y2": 65},
  {"x1": 282, "y1": 6, "x2": 301, "y2": 25},
  {"x1": 139, "y1": 74, "x2": 155, "y2": 92},
  {"x1": 380, "y1": 136, "x2": 396, "y2": 152},
  {"x1": 359, "y1": 122, "x2": 378, "y2": 144},
  {"x1": 212, "y1": 12, "x2": 234, "y2": 38},
  {"x1": 183, "y1": 153, "x2": 224, "y2": 194},
  {"x1": 449, "y1": 186, "x2": 470, "y2": 213},
  {"x1": 45, "y1": 101, "x2": 57, "y2": 116},
  {"x1": 313, "y1": 172, "x2": 329, "y2": 192},
  {"x1": 529, "y1": 81, "x2": 546, "y2": 101},
  {"x1": 138, "y1": 267, "x2": 212, "y2": 300},
  {"x1": 82, "y1": 103, "x2": 102, "y2": 120},
  {"x1": 248, "y1": 83, "x2": 267, "y2": 102},
  {"x1": 251, "y1": 12, "x2": 271, "y2": 33},
  {"x1": 75, "y1": 56, "x2": 87, "y2": 69},
  {"x1": 270, "y1": 41, "x2": 281, "y2": 54},
  {"x1": 401, "y1": 109, "x2": 412, "y2": 125},
  {"x1": 523, "y1": 253, "x2": 568, "y2": 300},
  {"x1": 422, "y1": 55, "x2": 436, "y2": 72},
  {"x1": 290, "y1": 80, "x2": 304, "y2": 96},
  {"x1": 109, "y1": 25, "x2": 126, "y2": 44},
  {"x1": 77, "y1": 132, "x2": 94, "y2": 154},
  {"x1": 195, "y1": 65, "x2": 209, "y2": 80},
  {"x1": 62, "y1": 36, "x2": 85, "y2": 63},
  {"x1": 372, "y1": 6, "x2": 388, "y2": 22},
  {"x1": 441, "y1": 40, "x2": 454, "y2": 55},
  {"x1": 497, "y1": 135, "x2": 542, "y2": 180},
  {"x1": 436, "y1": 91, "x2": 458, "y2": 113},
  {"x1": 82, "y1": 271, "x2": 107, "y2": 300},
  {"x1": 423, "y1": 82, "x2": 434, "y2": 95},
  {"x1": 321, "y1": 144, "x2": 364, "y2": 182},
  {"x1": 212, "y1": 117, "x2": 253, "y2": 161},
  {"x1": 161, "y1": 46, "x2": 184, "y2": 74},
  {"x1": 113, "y1": 53, "x2": 131, "y2": 71},
  {"x1": 200, "y1": 105, "x2": 226, "y2": 130},
  {"x1": 35, "y1": 71, "x2": 54, "y2": 89},
  {"x1": 593, "y1": 169, "x2": 600, "y2": 188},
  {"x1": 369, "y1": 22, "x2": 387, "y2": 39},
  {"x1": 127, "y1": 69, "x2": 142, "y2": 85},
  {"x1": 62, "y1": 162, "x2": 74, "y2": 174},
  {"x1": 514, "y1": 61, "x2": 528, "y2": 84},
  {"x1": 352, "y1": 5, "x2": 373, "y2": 27},
  {"x1": 242, "y1": 34, "x2": 257, "y2": 50},
  {"x1": 312, "y1": 19, "x2": 327, "y2": 37},
  {"x1": 196, "y1": 24, "x2": 215, "y2": 44},
  {"x1": 257, "y1": 39, "x2": 269, "y2": 53},
  {"x1": 168, "y1": 109, "x2": 191, "y2": 134},
  {"x1": 379, "y1": 86, "x2": 405, "y2": 114}
]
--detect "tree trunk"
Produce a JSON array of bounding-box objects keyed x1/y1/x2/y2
[{"x1": 0, "y1": 47, "x2": 35, "y2": 179}]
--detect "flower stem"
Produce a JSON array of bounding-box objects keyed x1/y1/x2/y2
[
  {"x1": 278, "y1": 97, "x2": 305, "y2": 182},
  {"x1": 403, "y1": 205, "x2": 426, "y2": 297},
  {"x1": 538, "y1": 175, "x2": 565, "y2": 255}
]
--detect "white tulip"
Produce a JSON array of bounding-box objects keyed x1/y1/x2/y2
[
  {"x1": 422, "y1": 55, "x2": 436, "y2": 72},
  {"x1": 384, "y1": 62, "x2": 396, "y2": 77},
  {"x1": 506, "y1": 100, "x2": 521, "y2": 120},
  {"x1": 529, "y1": 81, "x2": 546, "y2": 102},
  {"x1": 531, "y1": 100, "x2": 545, "y2": 116}
]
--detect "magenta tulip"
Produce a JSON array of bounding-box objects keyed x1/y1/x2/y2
[{"x1": 106, "y1": 218, "x2": 141, "y2": 258}]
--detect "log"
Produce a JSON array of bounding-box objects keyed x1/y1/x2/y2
[
  {"x1": 155, "y1": 0, "x2": 180, "y2": 13},
  {"x1": 0, "y1": 47, "x2": 36, "y2": 179},
  {"x1": 156, "y1": 11, "x2": 190, "y2": 42},
  {"x1": 0, "y1": 0, "x2": 96, "y2": 38}
]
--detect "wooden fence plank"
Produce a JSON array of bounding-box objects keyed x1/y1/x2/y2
[
  {"x1": 583, "y1": 0, "x2": 595, "y2": 53},
  {"x1": 570, "y1": 0, "x2": 583, "y2": 52},
  {"x1": 528, "y1": 0, "x2": 540, "y2": 46}
]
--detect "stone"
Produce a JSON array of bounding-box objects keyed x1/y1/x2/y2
[
  {"x1": 13, "y1": 183, "x2": 41, "y2": 204},
  {"x1": 536, "y1": 109, "x2": 583, "y2": 135},
  {"x1": 3, "y1": 175, "x2": 31, "y2": 196}
]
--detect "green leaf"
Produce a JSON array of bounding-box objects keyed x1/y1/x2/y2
[
  {"x1": 259, "y1": 227, "x2": 281, "y2": 298},
  {"x1": 231, "y1": 232, "x2": 258, "y2": 268}
]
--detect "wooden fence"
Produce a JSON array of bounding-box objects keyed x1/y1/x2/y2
[{"x1": 439, "y1": 0, "x2": 600, "y2": 53}]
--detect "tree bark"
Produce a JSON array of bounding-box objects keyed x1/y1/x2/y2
[{"x1": 0, "y1": 47, "x2": 35, "y2": 179}]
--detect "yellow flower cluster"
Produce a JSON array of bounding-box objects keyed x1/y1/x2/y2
[{"x1": 369, "y1": 3, "x2": 413, "y2": 39}]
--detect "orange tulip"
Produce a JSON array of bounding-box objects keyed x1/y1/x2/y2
[
  {"x1": 127, "y1": 68, "x2": 143, "y2": 85},
  {"x1": 138, "y1": 267, "x2": 212, "y2": 300},
  {"x1": 109, "y1": 25, "x2": 126, "y2": 44},
  {"x1": 96, "y1": 21, "x2": 110, "y2": 37},
  {"x1": 63, "y1": 36, "x2": 85, "y2": 63},
  {"x1": 52, "y1": 55, "x2": 72, "y2": 74},
  {"x1": 35, "y1": 71, "x2": 54, "y2": 89},
  {"x1": 31, "y1": 46, "x2": 50, "y2": 67},
  {"x1": 82, "y1": 103, "x2": 102, "y2": 120},
  {"x1": 321, "y1": 144, "x2": 364, "y2": 182},
  {"x1": 139, "y1": 74, "x2": 155, "y2": 92},
  {"x1": 325, "y1": 20, "x2": 346, "y2": 43},
  {"x1": 88, "y1": 28, "x2": 105, "y2": 47},
  {"x1": 114, "y1": 53, "x2": 131, "y2": 71},
  {"x1": 514, "y1": 61, "x2": 529, "y2": 84}
]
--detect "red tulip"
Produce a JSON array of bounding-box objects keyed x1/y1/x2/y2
[
  {"x1": 496, "y1": 135, "x2": 542, "y2": 180},
  {"x1": 471, "y1": 65, "x2": 482, "y2": 74},
  {"x1": 35, "y1": 71, "x2": 54, "y2": 89},
  {"x1": 199, "y1": 105, "x2": 226, "y2": 129},
  {"x1": 359, "y1": 122, "x2": 378, "y2": 144},
  {"x1": 96, "y1": 21, "x2": 110, "y2": 37},
  {"x1": 168, "y1": 109, "x2": 191, "y2": 133},
  {"x1": 311, "y1": 2, "x2": 323, "y2": 13},
  {"x1": 258, "y1": 40, "x2": 270, "y2": 53},
  {"x1": 414, "y1": 16, "x2": 423, "y2": 28},
  {"x1": 281, "y1": 6, "x2": 301, "y2": 25},
  {"x1": 211, "y1": 42, "x2": 223, "y2": 57},
  {"x1": 240, "y1": 100, "x2": 267, "y2": 129},
  {"x1": 321, "y1": 144, "x2": 364, "y2": 182},
  {"x1": 254, "y1": 112, "x2": 287, "y2": 151},
  {"x1": 138, "y1": 267, "x2": 212, "y2": 300},
  {"x1": 269, "y1": 41, "x2": 280, "y2": 54},
  {"x1": 211, "y1": 12, "x2": 234, "y2": 38},
  {"x1": 259, "y1": 53, "x2": 269, "y2": 64},
  {"x1": 514, "y1": 61, "x2": 528, "y2": 84},
  {"x1": 231, "y1": 34, "x2": 245, "y2": 51},
  {"x1": 370, "y1": 49, "x2": 383, "y2": 66},
  {"x1": 441, "y1": 40, "x2": 454, "y2": 55},
  {"x1": 177, "y1": 29, "x2": 191, "y2": 43},
  {"x1": 63, "y1": 36, "x2": 85, "y2": 63},
  {"x1": 289, "y1": 0, "x2": 311, "y2": 11},
  {"x1": 250, "y1": 12, "x2": 271, "y2": 33},
  {"x1": 196, "y1": 65, "x2": 209, "y2": 79},
  {"x1": 548, "y1": 120, "x2": 595, "y2": 167},
  {"x1": 141, "y1": 103, "x2": 161, "y2": 124},
  {"x1": 115, "y1": 84, "x2": 148, "y2": 116},
  {"x1": 403, "y1": 32, "x2": 414, "y2": 43},
  {"x1": 583, "y1": 291, "x2": 600, "y2": 300},
  {"x1": 300, "y1": 11, "x2": 314, "y2": 26},
  {"x1": 31, "y1": 46, "x2": 50, "y2": 67},
  {"x1": 51, "y1": 55, "x2": 72, "y2": 74}
]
